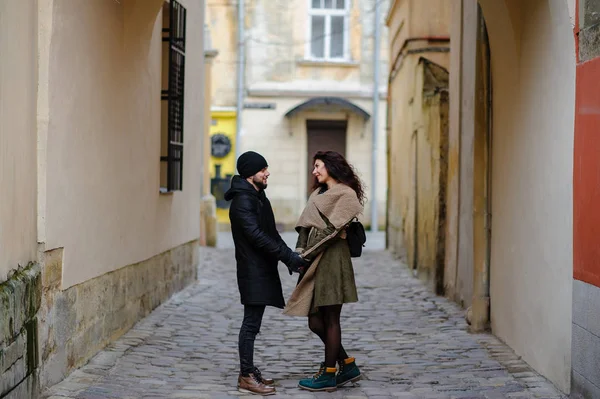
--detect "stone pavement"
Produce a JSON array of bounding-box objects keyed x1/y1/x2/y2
[{"x1": 42, "y1": 248, "x2": 566, "y2": 399}]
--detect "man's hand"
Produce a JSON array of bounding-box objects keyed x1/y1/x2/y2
[{"x1": 284, "y1": 252, "x2": 310, "y2": 275}]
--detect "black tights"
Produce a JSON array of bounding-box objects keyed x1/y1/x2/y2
[{"x1": 308, "y1": 304, "x2": 349, "y2": 368}]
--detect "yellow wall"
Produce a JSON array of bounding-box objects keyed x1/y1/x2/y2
[
  {"x1": 39, "y1": 0, "x2": 205, "y2": 288},
  {"x1": 209, "y1": 111, "x2": 237, "y2": 223},
  {"x1": 0, "y1": 0, "x2": 38, "y2": 281}
]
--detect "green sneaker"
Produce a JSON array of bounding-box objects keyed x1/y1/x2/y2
[
  {"x1": 298, "y1": 366, "x2": 337, "y2": 392},
  {"x1": 336, "y1": 357, "x2": 361, "y2": 387}
]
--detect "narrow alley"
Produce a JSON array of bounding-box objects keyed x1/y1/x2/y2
[
  {"x1": 42, "y1": 247, "x2": 564, "y2": 399},
  {"x1": 3, "y1": 1, "x2": 599, "y2": 398}
]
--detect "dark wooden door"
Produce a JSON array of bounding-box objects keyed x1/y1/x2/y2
[{"x1": 306, "y1": 120, "x2": 347, "y2": 197}]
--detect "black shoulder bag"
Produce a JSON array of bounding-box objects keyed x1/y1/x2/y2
[{"x1": 346, "y1": 219, "x2": 366, "y2": 258}]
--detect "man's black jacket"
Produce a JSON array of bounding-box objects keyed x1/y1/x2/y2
[{"x1": 225, "y1": 175, "x2": 291, "y2": 308}]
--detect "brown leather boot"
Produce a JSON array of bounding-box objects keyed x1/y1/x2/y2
[
  {"x1": 253, "y1": 367, "x2": 275, "y2": 386},
  {"x1": 238, "y1": 373, "x2": 276, "y2": 396}
]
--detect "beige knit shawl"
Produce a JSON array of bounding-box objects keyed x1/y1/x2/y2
[{"x1": 283, "y1": 183, "x2": 363, "y2": 317}]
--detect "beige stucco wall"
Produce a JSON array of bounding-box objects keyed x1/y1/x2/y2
[
  {"x1": 240, "y1": 96, "x2": 387, "y2": 229},
  {"x1": 566, "y1": 0, "x2": 576, "y2": 26},
  {"x1": 388, "y1": 56, "x2": 443, "y2": 247},
  {"x1": 478, "y1": 0, "x2": 575, "y2": 392},
  {"x1": 243, "y1": 0, "x2": 370, "y2": 86},
  {"x1": 39, "y1": 0, "x2": 204, "y2": 288},
  {"x1": 207, "y1": 0, "x2": 391, "y2": 106},
  {"x1": 240, "y1": 0, "x2": 390, "y2": 96},
  {"x1": 386, "y1": 0, "x2": 451, "y2": 261},
  {"x1": 387, "y1": 60, "x2": 414, "y2": 258},
  {"x1": 206, "y1": 0, "x2": 237, "y2": 107},
  {"x1": 386, "y1": 51, "x2": 449, "y2": 263},
  {"x1": 413, "y1": 61, "x2": 449, "y2": 292},
  {"x1": 0, "y1": 0, "x2": 38, "y2": 281}
]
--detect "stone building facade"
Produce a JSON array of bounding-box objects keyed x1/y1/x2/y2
[{"x1": 206, "y1": 0, "x2": 389, "y2": 230}]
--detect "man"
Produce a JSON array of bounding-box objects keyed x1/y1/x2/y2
[{"x1": 225, "y1": 151, "x2": 309, "y2": 395}]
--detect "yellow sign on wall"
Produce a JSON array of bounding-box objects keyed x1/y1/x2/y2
[{"x1": 209, "y1": 111, "x2": 236, "y2": 223}]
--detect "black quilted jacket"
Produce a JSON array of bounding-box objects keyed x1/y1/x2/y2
[{"x1": 225, "y1": 176, "x2": 291, "y2": 308}]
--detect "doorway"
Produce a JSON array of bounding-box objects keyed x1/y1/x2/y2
[{"x1": 306, "y1": 120, "x2": 347, "y2": 197}]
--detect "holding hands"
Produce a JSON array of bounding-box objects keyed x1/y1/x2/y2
[{"x1": 283, "y1": 252, "x2": 310, "y2": 275}]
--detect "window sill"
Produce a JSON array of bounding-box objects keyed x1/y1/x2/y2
[
  {"x1": 297, "y1": 59, "x2": 359, "y2": 67},
  {"x1": 159, "y1": 187, "x2": 175, "y2": 195}
]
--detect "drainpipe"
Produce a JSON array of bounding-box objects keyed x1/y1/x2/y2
[
  {"x1": 371, "y1": 0, "x2": 381, "y2": 232},
  {"x1": 202, "y1": 23, "x2": 218, "y2": 197},
  {"x1": 235, "y1": 0, "x2": 245, "y2": 160}
]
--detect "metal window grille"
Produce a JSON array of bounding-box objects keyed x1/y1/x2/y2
[{"x1": 161, "y1": 0, "x2": 187, "y2": 191}]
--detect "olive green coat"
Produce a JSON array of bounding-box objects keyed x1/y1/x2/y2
[{"x1": 296, "y1": 222, "x2": 358, "y2": 310}]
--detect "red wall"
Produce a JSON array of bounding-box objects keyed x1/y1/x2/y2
[{"x1": 574, "y1": 35, "x2": 600, "y2": 288}]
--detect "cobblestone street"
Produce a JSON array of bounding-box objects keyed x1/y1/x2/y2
[{"x1": 43, "y1": 248, "x2": 566, "y2": 399}]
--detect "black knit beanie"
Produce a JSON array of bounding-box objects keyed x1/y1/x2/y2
[{"x1": 237, "y1": 151, "x2": 268, "y2": 178}]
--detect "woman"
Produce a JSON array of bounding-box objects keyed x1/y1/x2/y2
[{"x1": 284, "y1": 151, "x2": 365, "y2": 392}]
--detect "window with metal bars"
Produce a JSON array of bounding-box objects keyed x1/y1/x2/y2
[{"x1": 160, "y1": 0, "x2": 186, "y2": 192}]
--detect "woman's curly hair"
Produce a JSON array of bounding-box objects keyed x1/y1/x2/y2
[{"x1": 312, "y1": 151, "x2": 366, "y2": 205}]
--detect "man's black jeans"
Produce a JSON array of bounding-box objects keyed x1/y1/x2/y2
[{"x1": 239, "y1": 305, "x2": 266, "y2": 376}]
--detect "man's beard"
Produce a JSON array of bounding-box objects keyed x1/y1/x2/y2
[{"x1": 253, "y1": 176, "x2": 267, "y2": 190}]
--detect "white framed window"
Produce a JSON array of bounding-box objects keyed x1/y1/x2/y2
[{"x1": 307, "y1": 0, "x2": 349, "y2": 61}]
